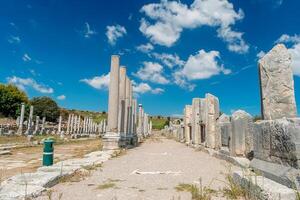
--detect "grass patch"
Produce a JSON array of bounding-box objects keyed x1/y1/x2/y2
[
  {"x1": 0, "y1": 135, "x2": 28, "y2": 144},
  {"x1": 96, "y1": 183, "x2": 116, "y2": 190},
  {"x1": 175, "y1": 178, "x2": 217, "y2": 200},
  {"x1": 81, "y1": 163, "x2": 102, "y2": 171},
  {"x1": 157, "y1": 187, "x2": 168, "y2": 190},
  {"x1": 111, "y1": 149, "x2": 126, "y2": 158},
  {"x1": 58, "y1": 169, "x2": 90, "y2": 183}
]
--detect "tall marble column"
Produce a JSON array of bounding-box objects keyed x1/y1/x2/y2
[
  {"x1": 124, "y1": 77, "x2": 130, "y2": 136},
  {"x1": 118, "y1": 66, "x2": 127, "y2": 135},
  {"x1": 17, "y1": 103, "x2": 25, "y2": 134},
  {"x1": 103, "y1": 55, "x2": 121, "y2": 150},
  {"x1": 66, "y1": 114, "x2": 71, "y2": 134},
  {"x1": 137, "y1": 104, "x2": 143, "y2": 139},
  {"x1": 26, "y1": 105, "x2": 34, "y2": 135}
]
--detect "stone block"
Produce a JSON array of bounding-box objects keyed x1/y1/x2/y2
[{"x1": 259, "y1": 44, "x2": 297, "y2": 120}]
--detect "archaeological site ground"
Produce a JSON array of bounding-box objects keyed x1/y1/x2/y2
[{"x1": 1, "y1": 1, "x2": 300, "y2": 200}]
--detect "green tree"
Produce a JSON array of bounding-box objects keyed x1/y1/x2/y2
[
  {"x1": 0, "y1": 84, "x2": 29, "y2": 118},
  {"x1": 31, "y1": 96, "x2": 60, "y2": 122}
]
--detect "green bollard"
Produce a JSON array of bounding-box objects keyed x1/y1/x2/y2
[{"x1": 43, "y1": 139, "x2": 54, "y2": 166}]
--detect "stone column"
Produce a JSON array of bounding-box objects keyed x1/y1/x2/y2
[
  {"x1": 66, "y1": 114, "x2": 71, "y2": 134},
  {"x1": 259, "y1": 44, "x2": 297, "y2": 120},
  {"x1": 103, "y1": 55, "x2": 121, "y2": 149},
  {"x1": 70, "y1": 114, "x2": 74, "y2": 134},
  {"x1": 192, "y1": 98, "x2": 201, "y2": 145},
  {"x1": 26, "y1": 105, "x2": 34, "y2": 135},
  {"x1": 205, "y1": 93, "x2": 221, "y2": 150},
  {"x1": 217, "y1": 114, "x2": 231, "y2": 147},
  {"x1": 34, "y1": 116, "x2": 39, "y2": 135},
  {"x1": 230, "y1": 110, "x2": 254, "y2": 157},
  {"x1": 129, "y1": 81, "x2": 134, "y2": 135},
  {"x1": 137, "y1": 104, "x2": 143, "y2": 138},
  {"x1": 149, "y1": 120, "x2": 152, "y2": 135},
  {"x1": 58, "y1": 115, "x2": 62, "y2": 134},
  {"x1": 118, "y1": 67, "x2": 127, "y2": 135},
  {"x1": 184, "y1": 105, "x2": 192, "y2": 144},
  {"x1": 17, "y1": 103, "x2": 25, "y2": 134},
  {"x1": 124, "y1": 77, "x2": 130, "y2": 136},
  {"x1": 40, "y1": 117, "x2": 46, "y2": 135},
  {"x1": 132, "y1": 99, "x2": 137, "y2": 135}
]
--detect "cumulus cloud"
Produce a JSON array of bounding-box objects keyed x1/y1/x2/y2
[
  {"x1": 106, "y1": 25, "x2": 127, "y2": 45},
  {"x1": 173, "y1": 49, "x2": 230, "y2": 90},
  {"x1": 276, "y1": 34, "x2": 300, "y2": 44},
  {"x1": 276, "y1": 34, "x2": 300, "y2": 76},
  {"x1": 7, "y1": 76, "x2": 54, "y2": 94},
  {"x1": 82, "y1": 22, "x2": 97, "y2": 38},
  {"x1": 80, "y1": 73, "x2": 110, "y2": 90},
  {"x1": 139, "y1": 0, "x2": 249, "y2": 53},
  {"x1": 8, "y1": 35, "x2": 21, "y2": 44},
  {"x1": 132, "y1": 82, "x2": 164, "y2": 94},
  {"x1": 22, "y1": 53, "x2": 31, "y2": 62},
  {"x1": 57, "y1": 95, "x2": 66, "y2": 100},
  {"x1": 136, "y1": 43, "x2": 154, "y2": 53},
  {"x1": 134, "y1": 62, "x2": 169, "y2": 84},
  {"x1": 151, "y1": 52, "x2": 185, "y2": 68},
  {"x1": 256, "y1": 50, "x2": 266, "y2": 59}
]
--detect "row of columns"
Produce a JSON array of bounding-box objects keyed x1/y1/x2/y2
[
  {"x1": 103, "y1": 55, "x2": 152, "y2": 149},
  {"x1": 137, "y1": 104, "x2": 152, "y2": 140}
]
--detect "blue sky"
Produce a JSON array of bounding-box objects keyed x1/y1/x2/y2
[{"x1": 0, "y1": 0, "x2": 299, "y2": 116}]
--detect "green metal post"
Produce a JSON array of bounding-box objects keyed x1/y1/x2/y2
[{"x1": 43, "y1": 139, "x2": 54, "y2": 166}]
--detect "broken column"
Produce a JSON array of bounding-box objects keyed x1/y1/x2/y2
[
  {"x1": 205, "y1": 93, "x2": 221, "y2": 150},
  {"x1": 217, "y1": 114, "x2": 231, "y2": 147},
  {"x1": 259, "y1": 44, "x2": 297, "y2": 120},
  {"x1": 250, "y1": 44, "x2": 300, "y2": 189},
  {"x1": 230, "y1": 110, "x2": 254, "y2": 157},
  {"x1": 103, "y1": 55, "x2": 121, "y2": 150},
  {"x1": 25, "y1": 105, "x2": 34, "y2": 135},
  {"x1": 192, "y1": 98, "x2": 201, "y2": 146},
  {"x1": 184, "y1": 105, "x2": 192, "y2": 144}
]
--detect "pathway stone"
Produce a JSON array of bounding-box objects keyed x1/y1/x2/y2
[{"x1": 35, "y1": 137, "x2": 236, "y2": 200}]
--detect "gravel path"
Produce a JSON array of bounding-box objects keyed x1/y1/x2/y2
[{"x1": 36, "y1": 137, "x2": 236, "y2": 200}]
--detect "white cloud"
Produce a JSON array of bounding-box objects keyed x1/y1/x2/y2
[
  {"x1": 57, "y1": 95, "x2": 66, "y2": 100},
  {"x1": 136, "y1": 43, "x2": 154, "y2": 53},
  {"x1": 172, "y1": 49, "x2": 230, "y2": 91},
  {"x1": 7, "y1": 76, "x2": 54, "y2": 94},
  {"x1": 80, "y1": 73, "x2": 110, "y2": 90},
  {"x1": 151, "y1": 52, "x2": 185, "y2": 68},
  {"x1": 8, "y1": 35, "x2": 21, "y2": 44},
  {"x1": 106, "y1": 25, "x2": 127, "y2": 45},
  {"x1": 139, "y1": 0, "x2": 248, "y2": 53},
  {"x1": 276, "y1": 34, "x2": 300, "y2": 76},
  {"x1": 257, "y1": 50, "x2": 266, "y2": 59},
  {"x1": 134, "y1": 62, "x2": 169, "y2": 84},
  {"x1": 180, "y1": 49, "x2": 230, "y2": 80},
  {"x1": 133, "y1": 82, "x2": 164, "y2": 94},
  {"x1": 276, "y1": 34, "x2": 300, "y2": 44},
  {"x1": 288, "y1": 43, "x2": 300, "y2": 76},
  {"x1": 82, "y1": 22, "x2": 97, "y2": 38},
  {"x1": 22, "y1": 53, "x2": 31, "y2": 62}
]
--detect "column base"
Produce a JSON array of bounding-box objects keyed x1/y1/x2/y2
[{"x1": 102, "y1": 132, "x2": 121, "y2": 150}]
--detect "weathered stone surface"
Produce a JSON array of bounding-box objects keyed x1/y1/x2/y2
[
  {"x1": 192, "y1": 98, "x2": 201, "y2": 145},
  {"x1": 253, "y1": 118, "x2": 300, "y2": 168},
  {"x1": 233, "y1": 170, "x2": 296, "y2": 200},
  {"x1": 217, "y1": 114, "x2": 231, "y2": 146},
  {"x1": 184, "y1": 105, "x2": 192, "y2": 144},
  {"x1": 205, "y1": 93, "x2": 221, "y2": 149},
  {"x1": 259, "y1": 44, "x2": 297, "y2": 120},
  {"x1": 230, "y1": 110, "x2": 254, "y2": 157},
  {"x1": 0, "y1": 150, "x2": 115, "y2": 200}
]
